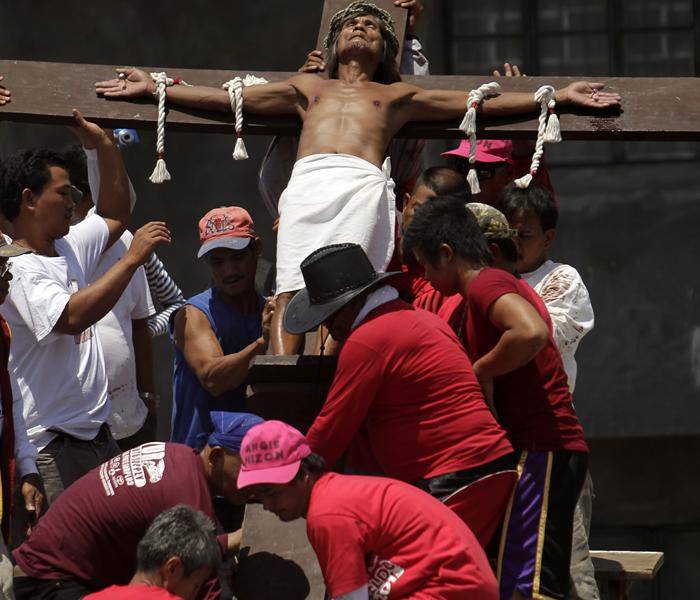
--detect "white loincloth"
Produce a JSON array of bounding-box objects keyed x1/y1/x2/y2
[{"x1": 275, "y1": 153, "x2": 396, "y2": 295}]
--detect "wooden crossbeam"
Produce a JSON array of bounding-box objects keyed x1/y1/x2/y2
[{"x1": 3, "y1": 59, "x2": 700, "y2": 140}]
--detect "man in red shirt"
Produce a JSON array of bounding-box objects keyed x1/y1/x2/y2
[
  {"x1": 238, "y1": 420, "x2": 499, "y2": 600},
  {"x1": 403, "y1": 196, "x2": 588, "y2": 600},
  {"x1": 84, "y1": 505, "x2": 220, "y2": 600},
  {"x1": 390, "y1": 166, "x2": 467, "y2": 313},
  {"x1": 12, "y1": 412, "x2": 262, "y2": 600},
  {"x1": 283, "y1": 243, "x2": 516, "y2": 546}
]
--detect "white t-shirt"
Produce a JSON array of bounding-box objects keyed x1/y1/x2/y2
[
  {"x1": 92, "y1": 229, "x2": 154, "y2": 439},
  {"x1": 522, "y1": 260, "x2": 595, "y2": 393},
  {"x1": 0, "y1": 215, "x2": 111, "y2": 451}
]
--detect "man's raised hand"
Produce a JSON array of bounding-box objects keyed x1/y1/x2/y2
[
  {"x1": 493, "y1": 62, "x2": 525, "y2": 77},
  {"x1": 0, "y1": 76, "x2": 10, "y2": 105},
  {"x1": 559, "y1": 82, "x2": 621, "y2": 109},
  {"x1": 126, "y1": 222, "x2": 171, "y2": 267},
  {"x1": 299, "y1": 50, "x2": 326, "y2": 74},
  {"x1": 71, "y1": 108, "x2": 111, "y2": 148},
  {"x1": 395, "y1": 0, "x2": 425, "y2": 34},
  {"x1": 261, "y1": 297, "x2": 276, "y2": 347},
  {"x1": 95, "y1": 67, "x2": 155, "y2": 98}
]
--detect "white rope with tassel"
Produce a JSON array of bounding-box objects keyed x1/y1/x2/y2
[
  {"x1": 149, "y1": 72, "x2": 174, "y2": 184},
  {"x1": 458, "y1": 82, "x2": 501, "y2": 195},
  {"x1": 222, "y1": 74, "x2": 268, "y2": 160},
  {"x1": 514, "y1": 85, "x2": 562, "y2": 190}
]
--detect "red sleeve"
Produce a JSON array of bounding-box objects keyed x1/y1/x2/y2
[
  {"x1": 469, "y1": 270, "x2": 521, "y2": 320},
  {"x1": 307, "y1": 513, "x2": 369, "y2": 597},
  {"x1": 306, "y1": 340, "x2": 385, "y2": 468}
]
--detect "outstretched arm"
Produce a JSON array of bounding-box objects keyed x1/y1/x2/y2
[
  {"x1": 95, "y1": 68, "x2": 305, "y2": 116},
  {"x1": 400, "y1": 81, "x2": 621, "y2": 123}
]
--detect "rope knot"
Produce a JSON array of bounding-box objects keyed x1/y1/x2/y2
[
  {"x1": 457, "y1": 81, "x2": 501, "y2": 195},
  {"x1": 222, "y1": 75, "x2": 268, "y2": 161}
]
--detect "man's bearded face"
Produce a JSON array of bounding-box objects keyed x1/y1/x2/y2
[{"x1": 337, "y1": 14, "x2": 385, "y2": 58}]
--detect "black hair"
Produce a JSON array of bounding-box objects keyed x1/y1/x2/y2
[
  {"x1": 499, "y1": 182, "x2": 558, "y2": 231},
  {"x1": 326, "y1": 14, "x2": 401, "y2": 84},
  {"x1": 402, "y1": 195, "x2": 493, "y2": 267},
  {"x1": 61, "y1": 144, "x2": 90, "y2": 197},
  {"x1": 414, "y1": 167, "x2": 469, "y2": 198},
  {"x1": 492, "y1": 238, "x2": 519, "y2": 263},
  {"x1": 0, "y1": 148, "x2": 68, "y2": 222},
  {"x1": 137, "y1": 505, "x2": 220, "y2": 576},
  {"x1": 294, "y1": 453, "x2": 327, "y2": 481}
]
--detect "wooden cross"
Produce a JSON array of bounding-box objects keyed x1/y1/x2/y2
[{"x1": 2, "y1": 0, "x2": 700, "y2": 141}]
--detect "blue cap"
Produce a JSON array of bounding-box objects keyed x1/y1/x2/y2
[{"x1": 198, "y1": 412, "x2": 264, "y2": 453}]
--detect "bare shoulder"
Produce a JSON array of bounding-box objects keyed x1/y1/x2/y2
[
  {"x1": 174, "y1": 304, "x2": 210, "y2": 334},
  {"x1": 287, "y1": 72, "x2": 324, "y2": 90},
  {"x1": 387, "y1": 81, "x2": 422, "y2": 102}
]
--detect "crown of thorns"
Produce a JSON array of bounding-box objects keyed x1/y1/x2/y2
[{"x1": 323, "y1": 1, "x2": 400, "y2": 57}]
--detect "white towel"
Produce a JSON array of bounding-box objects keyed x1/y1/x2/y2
[{"x1": 275, "y1": 153, "x2": 396, "y2": 295}]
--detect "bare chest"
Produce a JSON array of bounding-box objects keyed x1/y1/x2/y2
[{"x1": 302, "y1": 81, "x2": 393, "y2": 123}]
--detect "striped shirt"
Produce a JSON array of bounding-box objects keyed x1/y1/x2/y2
[{"x1": 144, "y1": 253, "x2": 185, "y2": 337}]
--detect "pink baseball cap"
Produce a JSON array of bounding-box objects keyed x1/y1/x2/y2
[
  {"x1": 442, "y1": 139, "x2": 514, "y2": 164},
  {"x1": 237, "y1": 421, "x2": 312, "y2": 488},
  {"x1": 197, "y1": 206, "x2": 258, "y2": 258}
]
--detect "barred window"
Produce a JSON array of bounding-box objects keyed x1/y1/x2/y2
[{"x1": 443, "y1": 0, "x2": 699, "y2": 164}]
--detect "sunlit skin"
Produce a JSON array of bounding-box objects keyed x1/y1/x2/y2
[
  {"x1": 401, "y1": 184, "x2": 437, "y2": 236},
  {"x1": 95, "y1": 14, "x2": 619, "y2": 355},
  {"x1": 205, "y1": 243, "x2": 261, "y2": 310},
  {"x1": 17, "y1": 166, "x2": 75, "y2": 251},
  {"x1": 247, "y1": 469, "x2": 315, "y2": 523},
  {"x1": 412, "y1": 245, "x2": 468, "y2": 298},
  {"x1": 96, "y1": 21, "x2": 620, "y2": 172},
  {"x1": 508, "y1": 209, "x2": 555, "y2": 274}
]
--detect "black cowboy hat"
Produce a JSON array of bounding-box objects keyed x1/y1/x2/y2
[{"x1": 283, "y1": 243, "x2": 399, "y2": 335}]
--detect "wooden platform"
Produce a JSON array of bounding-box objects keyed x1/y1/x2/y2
[
  {"x1": 4, "y1": 59, "x2": 700, "y2": 140},
  {"x1": 591, "y1": 550, "x2": 664, "y2": 600}
]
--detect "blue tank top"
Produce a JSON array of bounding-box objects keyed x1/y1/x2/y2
[{"x1": 169, "y1": 288, "x2": 264, "y2": 447}]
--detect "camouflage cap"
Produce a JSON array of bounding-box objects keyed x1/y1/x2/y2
[
  {"x1": 466, "y1": 202, "x2": 518, "y2": 241},
  {"x1": 323, "y1": 1, "x2": 400, "y2": 58}
]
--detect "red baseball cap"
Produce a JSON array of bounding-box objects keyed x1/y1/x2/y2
[
  {"x1": 197, "y1": 206, "x2": 257, "y2": 258},
  {"x1": 442, "y1": 139, "x2": 514, "y2": 165},
  {"x1": 237, "y1": 421, "x2": 312, "y2": 488}
]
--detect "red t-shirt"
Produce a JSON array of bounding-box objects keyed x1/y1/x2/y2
[
  {"x1": 386, "y1": 252, "x2": 447, "y2": 314},
  {"x1": 306, "y1": 298, "x2": 513, "y2": 482},
  {"x1": 84, "y1": 584, "x2": 181, "y2": 599},
  {"x1": 459, "y1": 268, "x2": 587, "y2": 452},
  {"x1": 307, "y1": 473, "x2": 498, "y2": 599},
  {"x1": 13, "y1": 443, "x2": 223, "y2": 589}
]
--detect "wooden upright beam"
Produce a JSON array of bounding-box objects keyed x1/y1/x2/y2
[{"x1": 2, "y1": 59, "x2": 700, "y2": 140}]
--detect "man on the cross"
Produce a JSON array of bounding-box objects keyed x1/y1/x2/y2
[{"x1": 94, "y1": 1, "x2": 620, "y2": 355}]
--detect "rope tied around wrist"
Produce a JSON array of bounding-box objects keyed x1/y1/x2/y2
[
  {"x1": 222, "y1": 74, "x2": 269, "y2": 160},
  {"x1": 514, "y1": 85, "x2": 561, "y2": 190},
  {"x1": 458, "y1": 82, "x2": 501, "y2": 195},
  {"x1": 148, "y1": 72, "x2": 190, "y2": 184}
]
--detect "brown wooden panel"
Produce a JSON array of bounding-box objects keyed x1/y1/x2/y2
[
  {"x1": 3, "y1": 60, "x2": 700, "y2": 140},
  {"x1": 235, "y1": 503, "x2": 326, "y2": 600},
  {"x1": 591, "y1": 551, "x2": 664, "y2": 581},
  {"x1": 315, "y1": 0, "x2": 408, "y2": 66}
]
